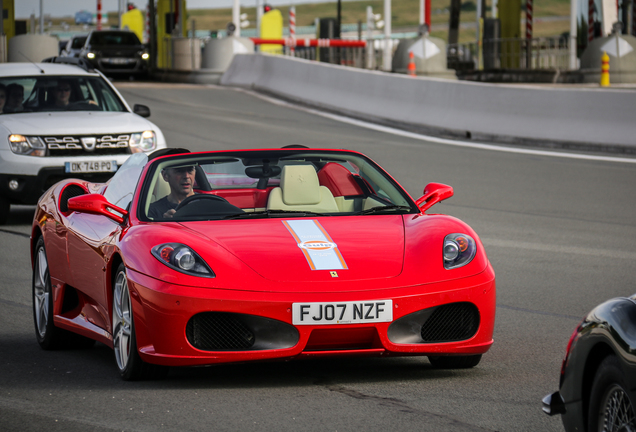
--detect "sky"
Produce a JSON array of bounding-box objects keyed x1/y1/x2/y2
[{"x1": 16, "y1": 0, "x2": 339, "y2": 19}]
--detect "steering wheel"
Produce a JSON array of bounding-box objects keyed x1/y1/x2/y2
[{"x1": 175, "y1": 194, "x2": 229, "y2": 212}]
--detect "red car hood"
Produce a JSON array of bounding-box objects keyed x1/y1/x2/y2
[{"x1": 181, "y1": 216, "x2": 405, "y2": 283}]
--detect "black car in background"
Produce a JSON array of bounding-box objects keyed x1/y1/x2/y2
[
  {"x1": 543, "y1": 295, "x2": 636, "y2": 431},
  {"x1": 80, "y1": 30, "x2": 149, "y2": 78}
]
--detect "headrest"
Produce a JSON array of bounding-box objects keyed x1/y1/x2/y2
[{"x1": 281, "y1": 165, "x2": 321, "y2": 205}]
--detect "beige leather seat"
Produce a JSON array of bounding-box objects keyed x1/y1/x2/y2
[
  {"x1": 144, "y1": 174, "x2": 171, "y2": 216},
  {"x1": 267, "y1": 165, "x2": 339, "y2": 213}
]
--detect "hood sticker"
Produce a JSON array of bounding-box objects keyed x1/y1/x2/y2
[{"x1": 283, "y1": 220, "x2": 348, "y2": 271}]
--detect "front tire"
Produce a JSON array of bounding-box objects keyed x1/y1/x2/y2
[
  {"x1": 428, "y1": 355, "x2": 482, "y2": 369},
  {"x1": 112, "y1": 263, "x2": 168, "y2": 381},
  {"x1": 32, "y1": 237, "x2": 64, "y2": 349},
  {"x1": 588, "y1": 355, "x2": 636, "y2": 432}
]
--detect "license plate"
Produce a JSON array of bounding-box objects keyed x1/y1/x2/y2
[
  {"x1": 65, "y1": 160, "x2": 118, "y2": 173},
  {"x1": 106, "y1": 58, "x2": 131, "y2": 64},
  {"x1": 292, "y1": 300, "x2": 393, "y2": 325}
]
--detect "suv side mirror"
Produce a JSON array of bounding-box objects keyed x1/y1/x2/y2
[
  {"x1": 133, "y1": 104, "x2": 151, "y2": 118},
  {"x1": 415, "y1": 182, "x2": 454, "y2": 213},
  {"x1": 67, "y1": 194, "x2": 128, "y2": 224}
]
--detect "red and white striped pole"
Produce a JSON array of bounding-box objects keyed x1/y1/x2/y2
[
  {"x1": 526, "y1": 0, "x2": 533, "y2": 40},
  {"x1": 289, "y1": 6, "x2": 296, "y2": 56},
  {"x1": 97, "y1": 0, "x2": 102, "y2": 31},
  {"x1": 588, "y1": 0, "x2": 594, "y2": 42}
]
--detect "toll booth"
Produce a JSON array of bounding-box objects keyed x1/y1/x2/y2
[
  {"x1": 260, "y1": 9, "x2": 283, "y2": 54},
  {"x1": 156, "y1": 0, "x2": 187, "y2": 69},
  {"x1": 121, "y1": 8, "x2": 145, "y2": 43},
  {"x1": 0, "y1": 0, "x2": 15, "y2": 62},
  {"x1": 498, "y1": 0, "x2": 521, "y2": 68}
]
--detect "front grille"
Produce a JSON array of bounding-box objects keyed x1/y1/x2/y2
[
  {"x1": 44, "y1": 135, "x2": 131, "y2": 156},
  {"x1": 420, "y1": 302, "x2": 479, "y2": 343},
  {"x1": 186, "y1": 312, "x2": 255, "y2": 351}
]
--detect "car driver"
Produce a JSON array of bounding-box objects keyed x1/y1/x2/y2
[{"x1": 148, "y1": 164, "x2": 196, "y2": 219}]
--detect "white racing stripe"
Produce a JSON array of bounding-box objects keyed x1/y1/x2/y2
[
  {"x1": 232, "y1": 86, "x2": 636, "y2": 165},
  {"x1": 283, "y1": 219, "x2": 348, "y2": 271}
]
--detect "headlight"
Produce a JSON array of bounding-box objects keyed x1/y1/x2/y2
[
  {"x1": 129, "y1": 130, "x2": 157, "y2": 153},
  {"x1": 8, "y1": 135, "x2": 46, "y2": 156},
  {"x1": 141, "y1": 52, "x2": 150, "y2": 60},
  {"x1": 151, "y1": 243, "x2": 215, "y2": 277},
  {"x1": 443, "y1": 233, "x2": 476, "y2": 269},
  {"x1": 87, "y1": 52, "x2": 96, "y2": 59}
]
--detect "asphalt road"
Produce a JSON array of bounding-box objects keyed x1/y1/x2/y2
[{"x1": 1, "y1": 82, "x2": 635, "y2": 432}]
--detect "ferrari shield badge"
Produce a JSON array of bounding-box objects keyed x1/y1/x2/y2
[{"x1": 283, "y1": 220, "x2": 348, "y2": 271}]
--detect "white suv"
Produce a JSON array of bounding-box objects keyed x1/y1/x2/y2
[{"x1": 0, "y1": 60, "x2": 166, "y2": 224}]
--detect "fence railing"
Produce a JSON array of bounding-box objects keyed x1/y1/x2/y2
[
  {"x1": 160, "y1": 35, "x2": 571, "y2": 73},
  {"x1": 449, "y1": 36, "x2": 570, "y2": 71}
]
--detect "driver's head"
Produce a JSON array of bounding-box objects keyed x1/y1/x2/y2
[
  {"x1": 54, "y1": 80, "x2": 72, "y2": 106},
  {"x1": 162, "y1": 164, "x2": 196, "y2": 200}
]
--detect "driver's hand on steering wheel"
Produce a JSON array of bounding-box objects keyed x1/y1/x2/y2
[{"x1": 163, "y1": 209, "x2": 176, "y2": 218}]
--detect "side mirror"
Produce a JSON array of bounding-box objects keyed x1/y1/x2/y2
[
  {"x1": 133, "y1": 104, "x2": 151, "y2": 118},
  {"x1": 415, "y1": 182, "x2": 454, "y2": 213},
  {"x1": 67, "y1": 194, "x2": 128, "y2": 224}
]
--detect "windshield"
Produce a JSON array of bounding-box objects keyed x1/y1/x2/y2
[
  {"x1": 140, "y1": 150, "x2": 415, "y2": 222},
  {"x1": 0, "y1": 75, "x2": 127, "y2": 114},
  {"x1": 89, "y1": 31, "x2": 141, "y2": 46}
]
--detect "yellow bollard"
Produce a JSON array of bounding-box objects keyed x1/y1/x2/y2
[{"x1": 600, "y1": 51, "x2": 610, "y2": 87}]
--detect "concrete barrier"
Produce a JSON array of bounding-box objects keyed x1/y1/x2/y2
[{"x1": 221, "y1": 53, "x2": 636, "y2": 153}]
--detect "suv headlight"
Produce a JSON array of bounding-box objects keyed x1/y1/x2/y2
[
  {"x1": 9, "y1": 135, "x2": 46, "y2": 156},
  {"x1": 129, "y1": 131, "x2": 157, "y2": 153},
  {"x1": 443, "y1": 233, "x2": 477, "y2": 269},
  {"x1": 139, "y1": 51, "x2": 150, "y2": 60}
]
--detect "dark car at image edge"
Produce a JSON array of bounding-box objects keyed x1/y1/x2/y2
[{"x1": 543, "y1": 294, "x2": 636, "y2": 431}]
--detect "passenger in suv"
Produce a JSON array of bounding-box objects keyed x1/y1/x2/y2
[{"x1": 0, "y1": 61, "x2": 166, "y2": 224}]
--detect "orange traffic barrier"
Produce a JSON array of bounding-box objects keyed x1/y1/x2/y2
[
  {"x1": 600, "y1": 51, "x2": 610, "y2": 87},
  {"x1": 407, "y1": 51, "x2": 416, "y2": 76}
]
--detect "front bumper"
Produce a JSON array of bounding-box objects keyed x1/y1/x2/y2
[
  {"x1": 543, "y1": 391, "x2": 585, "y2": 432},
  {"x1": 0, "y1": 153, "x2": 132, "y2": 204},
  {"x1": 126, "y1": 267, "x2": 496, "y2": 367}
]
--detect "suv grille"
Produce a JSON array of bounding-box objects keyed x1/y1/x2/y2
[{"x1": 44, "y1": 135, "x2": 131, "y2": 156}]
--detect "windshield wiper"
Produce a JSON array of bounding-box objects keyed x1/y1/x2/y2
[
  {"x1": 223, "y1": 209, "x2": 330, "y2": 219},
  {"x1": 355, "y1": 205, "x2": 413, "y2": 215}
]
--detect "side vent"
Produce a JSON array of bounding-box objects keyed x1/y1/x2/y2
[{"x1": 59, "y1": 184, "x2": 88, "y2": 213}]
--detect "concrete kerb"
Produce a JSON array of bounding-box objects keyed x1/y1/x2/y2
[{"x1": 220, "y1": 54, "x2": 636, "y2": 155}]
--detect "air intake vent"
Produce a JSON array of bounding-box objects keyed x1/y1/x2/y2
[
  {"x1": 420, "y1": 302, "x2": 479, "y2": 343},
  {"x1": 59, "y1": 184, "x2": 87, "y2": 212},
  {"x1": 186, "y1": 312, "x2": 255, "y2": 351}
]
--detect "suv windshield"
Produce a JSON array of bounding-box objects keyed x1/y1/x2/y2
[
  {"x1": 0, "y1": 75, "x2": 127, "y2": 114},
  {"x1": 90, "y1": 31, "x2": 141, "y2": 46}
]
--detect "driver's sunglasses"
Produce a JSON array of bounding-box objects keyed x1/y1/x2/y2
[{"x1": 57, "y1": 87, "x2": 71, "y2": 92}]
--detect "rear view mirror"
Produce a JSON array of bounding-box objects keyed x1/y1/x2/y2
[
  {"x1": 415, "y1": 183, "x2": 453, "y2": 213},
  {"x1": 67, "y1": 194, "x2": 128, "y2": 223},
  {"x1": 133, "y1": 104, "x2": 150, "y2": 117}
]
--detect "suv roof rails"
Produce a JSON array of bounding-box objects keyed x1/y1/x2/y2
[{"x1": 41, "y1": 56, "x2": 94, "y2": 72}]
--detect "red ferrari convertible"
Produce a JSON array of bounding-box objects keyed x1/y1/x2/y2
[{"x1": 31, "y1": 147, "x2": 496, "y2": 380}]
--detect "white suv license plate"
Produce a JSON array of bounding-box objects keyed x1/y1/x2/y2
[
  {"x1": 65, "y1": 160, "x2": 118, "y2": 173},
  {"x1": 292, "y1": 300, "x2": 393, "y2": 325}
]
